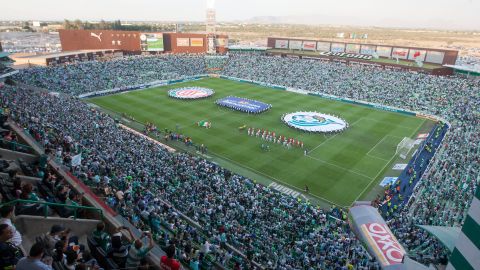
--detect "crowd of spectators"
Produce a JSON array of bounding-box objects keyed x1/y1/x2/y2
[
  {"x1": 223, "y1": 53, "x2": 480, "y2": 262},
  {"x1": 0, "y1": 80, "x2": 370, "y2": 268},
  {"x1": 13, "y1": 54, "x2": 206, "y2": 96},
  {"x1": 3, "y1": 53, "x2": 479, "y2": 269}
]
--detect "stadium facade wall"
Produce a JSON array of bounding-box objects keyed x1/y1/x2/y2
[
  {"x1": 60, "y1": 30, "x2": 228, "y2": 54},
  {"x1": 267, "y1": 37, "x2": 458, "y2": 75},
  {"x1": 267, "y1": 37, "x2": 458, "y2": 65},
  {"x1": 215, "y1": 34, "x2": 229, "y2": 54},
  {"x1": 60, "y1": 29, "x2": 143, "y2": 52},
  {"x1": 163, "y1": 33, "x2": 207, "y2": 54}
]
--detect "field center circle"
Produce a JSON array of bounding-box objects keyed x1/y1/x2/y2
[
  {"x1": 282, "y1": 111, "x2": 348, "y2": 133},
  {"x1": 168, "y1": 87, "x2": 215, "y2": 99}
]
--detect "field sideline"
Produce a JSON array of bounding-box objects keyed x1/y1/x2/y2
[{"x1": 89, "y1": 77, "x2": 433, "y2": 207}]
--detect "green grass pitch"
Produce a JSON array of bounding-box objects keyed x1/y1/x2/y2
[{"x1": 89, "y1": 77, "x2": 431, "y2": 207}]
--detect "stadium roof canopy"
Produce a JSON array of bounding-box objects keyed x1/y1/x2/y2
[
  {"x1": 0, "y1": 52, "x2": 10, "y2": 58},
  {"x1": 416, "y1": 225, "x2": 461, "y2": 252},
  {"x1": 227, "y1": 45, "x2": 268, "y2": 51},
  {"x1": 443, "y1": 64, "x2": 480, "y2": 76},
  {"x1": 11, "y1": 50, "x2": 112, "y2": 60}
]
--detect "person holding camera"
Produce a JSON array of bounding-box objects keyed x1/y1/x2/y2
[{"x1": 125, "y1": 231, "x2": 154, "y2": 270}]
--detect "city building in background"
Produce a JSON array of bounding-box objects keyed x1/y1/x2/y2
[{"x1": 206, "y1": 0, "x2": 217, "y2": 54}]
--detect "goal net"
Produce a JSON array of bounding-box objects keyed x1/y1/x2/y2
[{"x1": 396, "y1": 137, "x2": 416, "y2": 159}]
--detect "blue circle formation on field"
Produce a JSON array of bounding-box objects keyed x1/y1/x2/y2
[
  {"x1": 282, "y1": 111, "x2": 348, "y2": 133},
  {"x1": 168, "y1": 87, "x2": 215, "y2": 100},
  {"x1": 216, "y1": 96, "x2": 272, "y2": 114}
]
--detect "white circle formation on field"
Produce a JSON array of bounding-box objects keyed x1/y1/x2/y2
[
  {"x1": 282, "y1": 112, "x2": 348, "y2": 133},
  {"x1": 168, "y1": 87, "x2": 215, "y2": 100}
]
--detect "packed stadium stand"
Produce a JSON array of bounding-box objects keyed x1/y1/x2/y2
[{"x1": 0, "y1": 52, "x2": 478, "y2": 270}]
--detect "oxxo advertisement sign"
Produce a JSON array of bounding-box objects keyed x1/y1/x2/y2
[
  {"x1": 319, "y1": 51, "x2": 373, "y2": 60},
  {"x1": 361, "y1": 222, "x2": 406, "y2": 266}
]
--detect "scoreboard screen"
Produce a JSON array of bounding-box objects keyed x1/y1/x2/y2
[{"x1": 140, "y1": 33, "x2": 164, "y2": 51}]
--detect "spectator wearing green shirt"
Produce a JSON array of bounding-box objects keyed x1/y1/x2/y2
[{"x1": 91, "y1": 222, "x2": 110, "y2": 252}]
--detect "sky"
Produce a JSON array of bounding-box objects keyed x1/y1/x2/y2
[{"x1": 3, "y1": 0, "x2": 480, "y2": 30}]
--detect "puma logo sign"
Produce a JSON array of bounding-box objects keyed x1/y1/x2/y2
[{"x1": 90, "y1": 32, "x2": 103, "y2": 42}]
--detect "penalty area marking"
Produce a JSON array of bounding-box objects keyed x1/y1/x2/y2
[
  {"x1": 366, "y1": 134, "x2": 403, "y2": 161},
  {"x1": 305, "y1": 155, "x2": 374, "y2": 181},
  {"x1": 351, "y1": 118, "x2": 426, "y2": 204}
]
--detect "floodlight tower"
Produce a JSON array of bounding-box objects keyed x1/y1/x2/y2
[{"x1": 206, "y1": 0, "x2": 216, "y2": 54}]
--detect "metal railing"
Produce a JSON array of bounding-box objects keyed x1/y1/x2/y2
[{"x1": 0, "y1": 199, "x2": 103, "y2": 220}]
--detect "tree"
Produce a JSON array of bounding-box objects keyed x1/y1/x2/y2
[
  {"x1": 74, "y1": 19, "x2": 84, "y2": 30},
  {"x1": 63, "y1": 19, "x2": 72, "y2": 29},
  {"x1": 99, "y1": 19, "x2": 108, "y2": 30}
]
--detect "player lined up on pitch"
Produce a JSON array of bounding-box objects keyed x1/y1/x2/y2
[{"x1": 247, "y1": 127, "x2": 304, "y2": 148}]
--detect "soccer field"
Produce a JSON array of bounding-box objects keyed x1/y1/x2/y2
[{"x1": 89, "y1": 77, "x2": 432, "y2": 207}]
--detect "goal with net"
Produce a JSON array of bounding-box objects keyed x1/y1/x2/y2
[{"x1": 396, "y1": 137, "x2": 416, "y2": 159}]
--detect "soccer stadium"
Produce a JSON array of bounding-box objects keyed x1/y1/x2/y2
[{"x1": 0, "y1": 2, "x2": 479, "y2": 270}]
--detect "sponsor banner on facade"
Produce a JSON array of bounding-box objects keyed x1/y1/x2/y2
[
  {"x1": 317, "y1": 42, "x2": 331, "y2": 52},
  {"x1": 275, "y1": 39, "x2": 289, "y2": 49},
  {"x1": 346, "y1": 44, "x2": 361, "y2": 54},
  {"x1": 216, "y1": 96, "x2": 272, "y2": 114},
  {"x1": 376, "y1": 46, "x2": 392, "y2": 58},
  {"x1": 176, "y1": 38, "x2": 190, "y2": 47},
  {"x1": 392, "y1": 164, "x2": 408, "y2": 170},
  {"x1": 361, "y1": 45, "x2": 376, "y2": 55},
  {"x1": 190, "y1": 38, "x2": 204, "y2": 47},
  {"x1": 408, "y1": 49, "x2": 427, "y2": 61},
  {"x1": 331, "y1": 43, "x2": 345, "y2": 53},
  {"x1": 289, "y1": 40, "x2": 302, "y2": 50},
  {"x1": 392, "y1": 47, "x2": 409, "y2": 59},
  {"x1": 302, "y1": 41, "x2": 317, "y2": 50},
  {"x1": 380, "y1": 177, "x2": 398, "y2": 186},
  {"x1": 361, "y1": 223, "x2": 406, "y2": 266},
  {"x1": 282, "y1": 111, "x2": 348, "y2": 133},
  {"x1": 425, "y1": 51, "x2": 445, "y2": 64}
]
